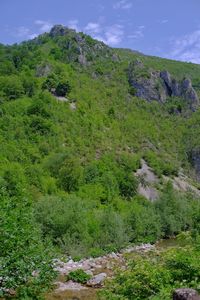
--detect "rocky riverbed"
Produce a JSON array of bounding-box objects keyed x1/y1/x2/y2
[{"x1": 46, "y1": 243, "x2": 155, "y2": 300}]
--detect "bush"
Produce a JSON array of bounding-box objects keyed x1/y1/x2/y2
[
  {"x1": 34, "y1": 195, "x2": 89, "y2": 250},
  {"x1": 0, "y1": 194, "x2": 55, "y2": 299},
  {"x1": 58, "y1": 158, "x2": 84, "y2": 192},
  {"x1": 101, "y1": 237, "x2": 200, "y2": 300},
  {"x1": 0, "y1": 75, "x2": 24, "y2": 100},
  {"x1": 119, "y1": 172, "x2": 138, "y2": 199},
  {"x1": 55, "y1": 81, "x2": 71, "y2": 97},
  {"x1": 155, "y1": 183, "x2": 194, "y2": 237},
  {"x1": 67, "y1": 269, "x2": 91, "y2": 284}
]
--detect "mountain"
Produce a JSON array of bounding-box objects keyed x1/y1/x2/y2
[{"x1": 1, "y1": 25, "x2": 200, "y2": 299}]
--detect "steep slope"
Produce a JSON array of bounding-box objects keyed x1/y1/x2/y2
[{"x1": 1, "y1": 25, "x2": 200, "y2": 298}]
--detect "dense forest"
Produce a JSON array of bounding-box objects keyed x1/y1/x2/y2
[{"x1": 1, "y1": 25, "x2": 200, "y2": 299}]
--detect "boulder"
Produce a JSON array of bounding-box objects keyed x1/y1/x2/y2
[
  {"x1": 86, "y1": 273, "x2": 107, "y2": 287},
  {"x1": 173, "y1": 288, "x2": 200, "y2": 300}
]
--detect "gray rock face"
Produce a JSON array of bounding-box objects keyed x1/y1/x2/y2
[
  {"x1": 49, "y1": 25, "x2": 74, "y2": 37},
  {"x1": 86, "y1": 273, "x2": 107, "y2": 287},
  {"x1": 128, "y1": 61, "x2": 199, "y2": 111},
  {"x1": 36, "y1": 64, "x2": 52, "y2": 77},
  {"x1": 190, "y1": 149, "x2": 200, "y2": 180},
  {"x1": 173, "y1": 288, "x2": 200, "y2": 300}
]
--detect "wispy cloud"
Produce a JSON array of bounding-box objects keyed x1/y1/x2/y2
[
  {"x1": 105, "y1": 24, "x2": 124, "y2": 45},
  {"x1": 14, "y1": 26, "x2": 37, "y2": 40},
  {"x1": 12, "y1": 20, "x2": 52, "y2": 41},
  {"x1": 84, "y1": 22, "x2": 124, "y2": 46},
  {"x1": 160, "y1": 19, "x2": 169, "y2": 24},
  {"x1": 84, "y1": 22, "x2": 101, "y2": 34},
  {"x1": 67, "y1": 19, "x2": 79, "y2": 31},
  {"x1": 128, "y1": 25, "x2": 145, "y2": 39},
  {"x1": 113, "y1": 0, "x2": 132, "y2": 10},
  {"x1": 168, "y1": 29, "x2": 200, "y2": 64},
  {"x1": 35, "y1": 20, "x2": 52, "y2": 32}
]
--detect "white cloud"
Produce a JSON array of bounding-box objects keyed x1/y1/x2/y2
[
  {"x1": 104, "y1": 24, "x2": 124, "y2": 45},
  {"x1": 85, "y1": 22, "x2": 101, "y2": 34},
  {"x1": 14, "y1": 26, "x2": 37, "y2": 40},
  {"x1": 168, "y1": 29, "x2": 200, "y2": 64},
  {"x1": 83, "y1": 21, "x2": 124, "y2": 46},
  {"x1": 67, "y1": 19, "x2": 79, "y2": 31},
  {"x1": 128, "y1": 25, "x2": 145, "y2": 39},
  {"x1": 16, "y1": 26, "x2": 30, "y2": 37},
  {"x1": 35, "y1": 20, "x2": 52, "y2": 32},
  {"x1": 113, "y1": 0, "x2": 132, "y2": 10}
]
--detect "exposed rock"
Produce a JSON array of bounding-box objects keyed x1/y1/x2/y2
[
  {"x1": 190, "y1": 149, "x2": 200, "y2": 181},
  {"x1": 55, "y1": 96, "x2": 69, "y2": 102},
  {"x1": 173, "y1": 288, "x2": 200, "y2": 300},
  {"x1": 70, "y1": 102, "x2": 77, "y2": 110},
  {"x1": 55, "y1": 281, "x2": 87, "y2": 292},
  {"x1": 138, "y1": 185, "x2": 159, "y2": 201},
  {"x1": 136, "y1": 159, "x2": 159, "y2": 184},
  {"x1": 122, "y1": 243, "x2": 155, "y2": 254},
  {"x1": 128, "y1": 61, "x2": 199, "y2": 110},
  {"x1": 78, "y1": 53, "x2": 87, "y2": 66},
  {"x1": 86, "y1": 273, "x2": 107, "y2": 287},
  {"x1": 135, "y1": 159, "x2": 159, "y2": 201},
  {"x1": 35, "y1": 64, "x2": 52, "y2": 77},
  {"x1": 49, "y1": 25, "x2": 74, "y2": 38},
  {"x1": 112, "y1": 54, "x2": 119, "y2": 62}
]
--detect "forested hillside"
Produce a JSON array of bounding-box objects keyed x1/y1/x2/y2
[{"x1": 1, "y1": 25, "x2": 200, "y2": 299}]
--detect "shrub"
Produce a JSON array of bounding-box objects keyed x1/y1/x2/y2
[
  {"x1": 0, "y1": 75, "x2": 24, "y2": 100},
  {"x1": 58, "y1": 158, "x2": 84, "y2": 192},
  {"x1": 67, "y1": 269, "x2": 91, "y2": 284},
  {"x1": 119, "y1": 172, "x2": 138, "y2": 199},
  {"x1": 55, "y1": 80, "x2": 71, "y2": 97}
]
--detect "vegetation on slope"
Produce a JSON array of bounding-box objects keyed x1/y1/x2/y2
[{"x1": 1, "y1": 26, "x2": 200, "y2": 298}]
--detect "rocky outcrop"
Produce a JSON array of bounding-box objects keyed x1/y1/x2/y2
[
  {"x1": 36, "y1": 64, "x2": 52, "y2": 77},
  {"x1": 128, "y1": 61, "x2": 199, "y2": 111},
  {"x1": 49, "y1": 25, "x2": 74, "y2": 38},
  {"x1": 48, "y1": 25, "x2": 112, "y2": 66},
  {"x1": 190, "y1": 148, "x2": 200, "y2": 181},
  {"x1": 135, "y1": 159, "x2": 159, "y2": 201},
  {"x1": 173, "y1": 288, "x2": 200, "y2": 300}
]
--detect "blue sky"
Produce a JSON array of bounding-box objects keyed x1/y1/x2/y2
[{"x1": 1, "y1": 0, "x2": 200, "y2": 63}]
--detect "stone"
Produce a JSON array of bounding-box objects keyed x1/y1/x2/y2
[
  {"x1": 55, "y1": 281, "x2": 87, "y2": 292},
  {"x1": 86, "y1": 273, "x2": 107, "y2": 287},
  {"x1": 173, "y1": 288, "x2": 200, "y2": 300},
  {"x1": 49, "y1": 25, "x2": 74, "y2": 38},
  {"x1": 128, "y1": 61, "x2": 199, "y2": 111},
  {"x1": 78, "y1": 53, "x2": 87, "y2": 66},
  {"x1": 36, "y1": 64, "x2": 51, "y2": 77},
  {"x1": 190, "y1": 148, "x2": 200, "y2": 181}
]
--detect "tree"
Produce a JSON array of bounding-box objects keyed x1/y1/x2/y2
[{"x1": 55, "y1": 80, "x2": 71, "y2": 97}]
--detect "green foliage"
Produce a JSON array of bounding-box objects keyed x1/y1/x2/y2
[
  {"x1": 155, "y1": 183, "x2": 194, "y2": 237},
  {"x1": 58, "y1": 158, "x2": 84, "y2": 192},
  {"x1": 67, "y1": 269, "x2": 92, "y2": 284},
  {"x1": 1, "y1": 28, "x2": 200, "y2": 298},
  {"x1": 42, "y1": 73, "x2": 71, "y2": 96},
  {"x1": 55, "y1": 80, "x2": 71, "y2": 96},
  {"x1": 101, "y1": 237, "x2": 200, "y2": 300},
  {"x1": 0, "y1": 75, "x2": 24, "y2": 100},
  {"x1": 0, "y1": 194, "x2": 55, "y2": 299}
]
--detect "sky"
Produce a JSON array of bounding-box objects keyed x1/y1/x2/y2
[{"x1": 0, "y1": 0, "x2": 200, "y2": 63}]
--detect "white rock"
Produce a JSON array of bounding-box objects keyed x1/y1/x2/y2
[{"x1": 86, "y1": 273, "x2": 107, "y2": 287}]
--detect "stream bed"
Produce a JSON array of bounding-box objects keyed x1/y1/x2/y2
[{"x1": 46, "y1": 239, "x2": 180, "y2": 300}]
